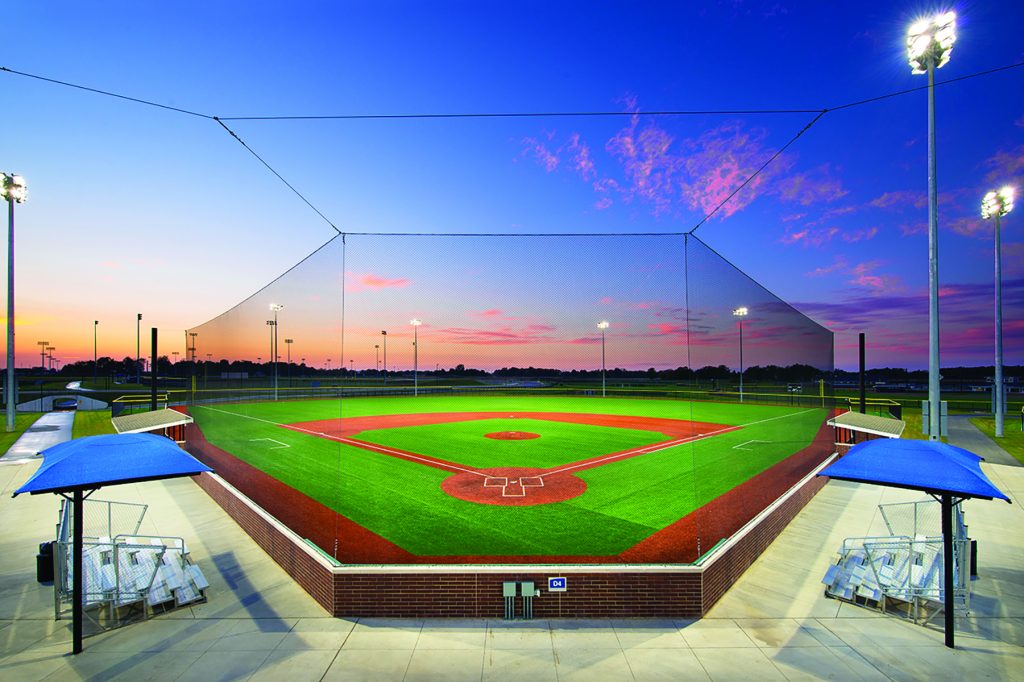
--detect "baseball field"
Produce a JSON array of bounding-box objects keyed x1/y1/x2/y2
[{"x1": 186, "y1": 394, "x2": 833, "y2": 563}]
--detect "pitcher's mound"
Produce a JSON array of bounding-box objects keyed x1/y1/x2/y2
[{"x1": 484, "y1": 431, "x2": 541, "y2": 440}]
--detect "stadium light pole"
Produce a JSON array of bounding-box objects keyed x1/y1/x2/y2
[
  {"x1": 93, "y1": 321, "x2": 98, "y2": 386},
  {"x1": 982, "y1": 186, "x2": 1014, "y2": 438},
  {"x1": 136, "y1": 313, "x2": 142, "y2": 384},
  {"x1": 411, "y1": 319, "x2": 422, "y2": 396},
  {"x1": 188, "y1": 332, "x2": 198, "y2": 363},
  {"x1": 268, "y1": 303, "x2": 283, "y2": 401},
  {"x1": 381, "y1": 330, "x2": 387, "y2": 384},
  {"x1": 908, "y1": 11, "x2": 956, "y2": 441},
  {"x1": 38, "y1": 341, "x2": 49, "y2": 372},
  {"x1": 598, "y1": 321, "x2": 610, "y2": 397},
  {"x1": 733, "y1": 307, "x2": 749, "y2": 402},
  {"x1": 2, "y1": 173, "x2": 26, "y2": 432},
  {"x1": 46, "y1": 346, "x2": 55, "y2": 372},
  {"x1": 285, "y1": 338, "x2": 293, "y2": 387},
  {"x1": 375, "y1": 344, "x2": 380, "y2": 373}
]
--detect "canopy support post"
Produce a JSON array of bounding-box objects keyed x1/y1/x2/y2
[
  {"x1": 941, "y1": 492, "x2": 955, "y2": 648},
  {"x1": 72, "y1": 489, "x2": 83, "y2": 655}
]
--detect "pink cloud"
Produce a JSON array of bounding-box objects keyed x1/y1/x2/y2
[
  {"x1": 870, "y1": 190, "x2": 927, "y2": 210},
  {"x1": 780, "y1": 226, "x2": 839, "y2": 247},
  {"x1": 775, "y1": 164, "x2": 848, "y2": 205},
  {"x1": 431, "y1": 325, "x2": 558, "y2": 346},
  {"x1": 345, "y1": 271, "x2": 411, "y2": 292},
  {"x1": 947, "y1": 216, "x2": 989, "y2": 238},
  {"x1": 594, "y1": 197, "x2": 613, "y2": 210},
  {"x1": 848, "y1": 261, "x2": 903, "y2": 292},
  {"x1": 568, "y1": 133, "x2": 596, "y2": 181},
  {"x1": 806, "y1": 256, "x2": 848, "y2": 278},
  {"x1": 983, "y1": 144, "x2": 1024, "y2": 182},
  {"x1": 521, "y1": 135, "x2": 560, "y2": 172},
  {"x1": 473, "y1": 309, "x2": 504, "y2": 318},
  {"x1": 899, "y1": 221, "x2": 927, "y2": 236},
  {"x1": 841, "y1": 226, "x2": 878, "y2": 243},
  {"x1": 599, "y1": 296, "x2": 614, "y2": 305}
]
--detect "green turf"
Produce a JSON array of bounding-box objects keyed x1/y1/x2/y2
[
  {"x1": 355, "y1": 418, "x2": 667, "y2": 469},
  {"x1": 71, "y1": 410, "x2": 117, "y2": 438},
  {"x1": 969, "y1": 416, "x2": 1024, "y2": 465},
  {"x1": 191, "y1": 395, "x2": 829, "y2": 557}
]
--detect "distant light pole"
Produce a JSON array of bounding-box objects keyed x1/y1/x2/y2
[
  {"x1": 93, "y1": 321, "x2": 98, "y2": 385},
  {"x1": 908, "y1": 11, "x2": 956, "y2": 441},
  {"x1": 411, "y1": 319, "x2": 422, "y2": 396},
  {"x1": 381, "y1": 330, "x2": 388, "y2": 384},
  {"x1": 136, "y1": 313, "x2": 142, "y2": 384},
  {"x1": 189, "y1": 332, "x2": 198, "y2": 363},
  {"x1": 326, "y1": 358, "x2": 331, "y2": 372},
  {"x1": 268, "y1": 303, "x2": 283, "y2": 400},
  {"x1": 982, "y1": 186, "x2": 1014, "y2": 438},
  {"x1": 172, "y1": 351, "x2": 179, "y2": 364},
  {"x1": 597, "y1": 321, "x2": 610, "y2": 397},
  {"x1": 285, "y1": 338, "x2": 293, "y2": 387},
  {"x1": 2, "y1": 172, "x2": 26, "y2": 432},
  {"x1": 46, "y1": 346, "x2": 55, "y2": 371},
  {"x1": 38, "y1": 341, "x2": 49, "y2": 372},
  {"x1": 733, "y1": 307, "x2": 749, "y2": 402},
  {"x1": 375, "y1": 344, "x2": 380, "y2": 373}
]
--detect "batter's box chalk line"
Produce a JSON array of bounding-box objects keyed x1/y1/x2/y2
[{"x1": 481, "y1": 474, "x2": 546, "y2": 498}]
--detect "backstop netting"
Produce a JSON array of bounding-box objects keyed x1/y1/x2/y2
[{"x1": 182, "y1": 232, "x2": 834, "y2": 564}]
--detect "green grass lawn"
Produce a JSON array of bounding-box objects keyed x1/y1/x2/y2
[
  {"x1": 0, "y1": 412, "x2": 44, "y2": 455},
  {"x1": 191, "y1": 395, "x2": 829, "y2": 556},
  {"x1": 71, "y1": 410, "x2": 117, "y2": 438},
  {"x1": 969, "y1": 416, "x2": 1024, "y2": 465}
]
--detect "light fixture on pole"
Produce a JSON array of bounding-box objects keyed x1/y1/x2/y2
[
  {"x1": 2, "y1": 173, "x2": 26, "y2": 432},
  {"x1": 732, "y1": 307, "x2": 749, "y2": 402},
  {"x1": 268, "y1": 303, "x2": 283, "y2": 401},
  {"x1": 982, "y1": 186, "x2": 1014, "y2": 438},
  {"x1": 908, "y1": 11, "x2": 956, "y2": 442},
  {"x1": 188, "y1": 332, "x2": 198, "y2": 363},
  {"x1": 375, "y1": 344, "x2": 380, "y2": 373},
  {"x1": 38, "y1": 341, "x2": 49, "y2": 372},
  {"x1": 597, "y1": 321, "x2": 610, "y2": 397},
  {"x1": 46, "y1": 346, "x2": 55, "y2": 371},
  {"x1": 411, "y1": 319, "x2": 422, "y2": 396},
  {"x1": 381, "y1": 330, "x2": 388, "y2": 384}
]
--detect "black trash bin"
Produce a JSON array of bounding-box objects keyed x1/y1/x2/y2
[{"x1": 36, "y1": 541, "x2": 54, "y2": 583}]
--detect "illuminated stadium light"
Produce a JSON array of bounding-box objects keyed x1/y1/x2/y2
[
  {"x1": 598, "y1": 321, "x2": 610, "y2": 397},
  {"x1": 269, "y1": 304, "x2": 284, "y2": 400},
  {"x1": 906, "y1": 11, "x2": 956, "y2": 74},
  {"x1": 411, "y1": 319, "x2": 422, "y2": 396},
  {"x1": 982, "y1": 186, "x2": 1015, "y2": 438},
  {"x1": 2, "y1": 173, "x2": 26, "y2": 432},
  {"x1": 907, "y1": 11, "x2": 956, "y2": 444},
  {"x1": 733, "y1": 307, "x2": 749, "y2": 402}
]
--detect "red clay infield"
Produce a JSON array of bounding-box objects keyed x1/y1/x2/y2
[{"x1": 284, "y1": 411, "x2": 738, "y2": 506}]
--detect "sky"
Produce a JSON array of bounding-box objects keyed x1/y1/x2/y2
[{"x1": 3, "y1": 1, "x2": 1023, "y2": 372}]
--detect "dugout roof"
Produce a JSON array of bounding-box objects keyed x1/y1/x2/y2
[
  {"x1": 112, "y1": 408, "x2": 194, "y2": 435},
  {"x1": 828, "y1": 410, "x2": 905, "y2": 439}
]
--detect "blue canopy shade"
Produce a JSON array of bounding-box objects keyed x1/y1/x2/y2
[
  {"x1": 13, "y1": 433, "x2": 212, "y2": 496},
  {"x1": 819, "y1": 438, "x2": 1010, "y2": 502}
]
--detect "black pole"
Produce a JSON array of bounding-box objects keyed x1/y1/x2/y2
[
  {"x1": 72, "y1": 490, "x2": 84, "y2": 654},
  {"x1": 858, "y1": 333, "x2": 866, "y2": 414},
  {"x1": 151, "y1": 328, "x2": 158, "y2": 412},
  {"x1": 942, "y1": 493, "x2": 955, "y2": 648}
]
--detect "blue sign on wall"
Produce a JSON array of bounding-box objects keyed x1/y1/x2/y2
[{"x1": 548, "y1": 577, "x2": 567, "y2": 592}]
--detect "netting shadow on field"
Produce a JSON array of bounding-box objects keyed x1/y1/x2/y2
[{"x1": 182, "y1": 233, "x2": 835, "y2": 564}]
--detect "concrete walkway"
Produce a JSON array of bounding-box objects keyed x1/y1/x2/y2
[
  {"x1": 947, "y1": 414, "x2": 1020, "y2": 467},
  {"x1": 0, "y1": 455, "x2": 1021, "y2": 679},
  {"x1": 0, "y1": 412, "x2": 74, "y2": 463}
]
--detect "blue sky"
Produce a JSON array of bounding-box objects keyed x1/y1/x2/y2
[{"x1": 3, "y1": 1, "x2": 1023, "y2": 370}]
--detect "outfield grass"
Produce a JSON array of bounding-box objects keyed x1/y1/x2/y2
[
  {"x1": 0, "y1": 412, "x2": 44, "y2": 455},
  {"x1": 71, "y1": 410, "x2": 117, "y2": 438},
  {"x1": 969, "y1": 416, "x2": 1024, "y2": 465},
  {"x1": 192, "y1": 395, "x2": 829, "y2": 556}
]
